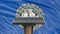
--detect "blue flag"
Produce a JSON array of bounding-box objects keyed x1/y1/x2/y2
[{"x1": 0, "y1": 0, "x2": 60, "y2": 34}]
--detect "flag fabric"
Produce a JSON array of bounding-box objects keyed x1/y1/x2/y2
[{"x1": 0, "y1": 0, "x2": 60, "y2": 34}]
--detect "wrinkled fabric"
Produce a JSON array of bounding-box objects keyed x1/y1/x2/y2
[{"x1": 0, "y1": 0, "x2": 60, "y2": 34}]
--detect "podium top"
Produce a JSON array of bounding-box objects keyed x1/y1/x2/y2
[{"x1": 13, "y1": 17, "x2": 44, "y2": 25}]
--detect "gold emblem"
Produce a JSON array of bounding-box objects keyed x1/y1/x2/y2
[{"x1": 16, "y1": 4, "x2": 43, "y2": 17}]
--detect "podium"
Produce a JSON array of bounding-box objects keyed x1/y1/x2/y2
[
  {"x1": 13, "y1": 17, "x2": 44, "y2": 34},
  {"x1": 13, "y1": 4, "x2": 44, "y2": 34}
]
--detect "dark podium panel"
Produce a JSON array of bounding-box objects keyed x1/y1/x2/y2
[{"x1": 13, "y1": 17, "x2": 44, "y2": 26}]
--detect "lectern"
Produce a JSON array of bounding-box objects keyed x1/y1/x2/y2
[{"x1": 13, "y1": 4, "x2": 44, "y2": 34}]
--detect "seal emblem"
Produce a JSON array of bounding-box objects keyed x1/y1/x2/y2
[{"x1": 16, "y1": 4, "x2": 44, "y2": 30}]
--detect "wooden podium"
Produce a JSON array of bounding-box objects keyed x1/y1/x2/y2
[{"x1": 13, "y1": 17, "x2": 44, "y2": 34}]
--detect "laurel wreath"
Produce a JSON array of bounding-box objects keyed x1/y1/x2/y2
[{"x1": 16, "y1": 4, "x2": 44, "y2": 18}]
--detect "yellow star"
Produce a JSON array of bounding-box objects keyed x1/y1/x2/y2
[{"x1": 31, "y1": 4, "x2": 35, "y2": 7}]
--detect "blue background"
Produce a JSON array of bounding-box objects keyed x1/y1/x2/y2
[{"x1": 0, "y1": 0, "x2": 60, "y2": 34}]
